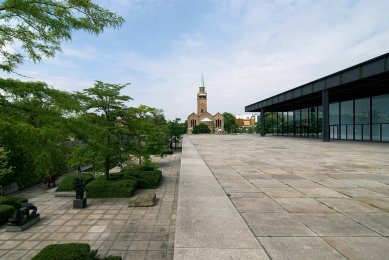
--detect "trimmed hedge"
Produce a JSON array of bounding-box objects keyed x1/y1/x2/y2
[
  {"x1": 161, "y1": 148, "x2": 173, "y2": 155},
  {"x1": 137, "y1": 170, "x2": 162, "y2": 189},
  {"x1": 32, "y1": 243, "x2": 122, "y2": 260},
  {"x1": 86, "y1": 176, "x2": 138, "y2": 198},
  {"x1": 57, "y1": 173, "x2": 94, "y2": 192},
  {"x1": 0, "y1": 204, "x2": 15, "y2": 225},
  {"x1": 0, "y1": 196, "x2": 28, "y2": 209}
]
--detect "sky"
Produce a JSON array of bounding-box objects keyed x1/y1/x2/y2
[{"x1": 2, "y1": 0, "x2": 389, "y2": 121}]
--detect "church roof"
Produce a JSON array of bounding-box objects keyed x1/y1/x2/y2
[{"x1": 201, "y1": 117, "x2": 212, "y2": 122}]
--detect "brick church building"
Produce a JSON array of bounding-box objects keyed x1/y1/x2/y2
[{"x1": 187, "y1": 80, "x2": 224, "y2": 134}]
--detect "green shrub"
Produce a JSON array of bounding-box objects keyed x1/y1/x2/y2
[
  {"x1": 120, "y1": 164, "x2": 141, "y2": 175},
  {"x1": 161, "y1": 148, "x2": 173, "y2": 155},
  {"x1": 137, "y1": 170, "x2": 162, "y2": 189},
  {"x1": 0, "y1": 204, "x2": 15, "y2": 225},
  {"x1": 86, "y1": 176, "x2": 138, "y2": 198},
  {"x1": 192, "y1": 123, "x2": 211, "y2": 134},
  {"x1": 57, "y1": 173, "x2": 94, "y2": 192},
  {"x1": 32, "y1": 243, "x2": 93, "y2": 260},
  {"x1": 7, "y1": 196, "x2": 28, "y2": 205},
  {"x1": 32, "y1": 243, "x2": 122, "y2": 260},
  {"x1": 0, "y1": 195, "x2": 27, "y2": 209}
]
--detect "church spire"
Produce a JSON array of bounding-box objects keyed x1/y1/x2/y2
[{"x1": 201, "y1": 73, "x2": 205, "y2": 87}]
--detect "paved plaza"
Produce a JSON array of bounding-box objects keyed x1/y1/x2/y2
[
  {"x1": 175, "y1": 135, "x2": 389, "y2": 259},
  {"x1": 0, "y1": 153, "x2": 180, "y2": 260},
  {"x1": 1, "y1": 135, "x2": 389, "y2": 259}
]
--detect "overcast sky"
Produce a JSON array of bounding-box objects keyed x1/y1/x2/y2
[{"x1": 2, "y1": 0, "x2": 389, "y2": 121}]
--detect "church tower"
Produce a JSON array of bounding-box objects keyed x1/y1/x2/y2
[{"x1": 197, "y1": 76, "x2": 207, "y2": 114}]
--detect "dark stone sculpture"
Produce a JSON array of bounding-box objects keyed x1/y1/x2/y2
[
  {"x1": 73, "y1": 178, "x2": 87, "y2": 208},
  {"x1": 74, "y1": 178, "x2": 85, "y2": 199},
  {"x1": 9, "y1": 203, "x2": 38, "y2": 226}
]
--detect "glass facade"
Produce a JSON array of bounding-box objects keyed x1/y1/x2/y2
[{"x1": 268, "y1": 94, "x2": 389, "y2": 142}]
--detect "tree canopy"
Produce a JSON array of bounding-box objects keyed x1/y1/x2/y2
[
  {"x1": 223, "y1": 112, "x2": 238, "y2": 133},
  {"x1": 0, "y1": 0, "x2": 124, "y2": 72},
  {"x1": 192, "y1": 123, "x2": 211, "y2": 134}
]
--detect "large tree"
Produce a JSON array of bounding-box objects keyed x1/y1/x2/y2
[
  {"x1": 167, "y1": 118, "x2": 186, "y2": 149},
  {"x1": 0, "y1": 0, "x2": 124, "y2": 72},
  {"x1": 78, "y1": 81, "x2": 131, "y2": 179},
  {"x1": 0, "y1": 78, "x2": 81, "y2": 186},
  {"x1": 223, "y1": 112, "x2": 237, "y2": 133}
]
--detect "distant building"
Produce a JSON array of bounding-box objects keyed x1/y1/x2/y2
[
  {"x1": 187, "y1": 79, "x2": 224, "y2": 134},
  {"x1": 235, "y1": 114, "x2": 258, "y2": 128}
]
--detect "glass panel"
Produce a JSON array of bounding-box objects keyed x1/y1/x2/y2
[
  {"x1": 277, "y1": 112, "x2": 283, "y2": 135},
  {"x1": 372, "y1": 124, "x2": 380, "y2": 141},
  {"x1": 329, "y1": 102, "x2": 339, "y2": 125},
  {"x1": 294, "y1": 109, "x2": 301, "y2": 136},
  {"x1": 309, "y1": 107, "x2": 317, "y2": 137},
  {"x1": 382, "y1": 124, "x2": 389, "y2": 142},
  {"x1": 355, "y1": 97, "x2": 370, "y2": 141},
  {"x1": 340, "y1": 100, "x2": 353, "y2": 140},
  {"x1": 329, "y1": 102, "x2": 339, "y2": 138},
  {"x1": 372, "y1": 94, "x2": 389, "y2": 123},
  {"x1": 286, "y1": 111, "x2": 292, "y2": 136},
  {"x1": 363, "y1": 125, "x2": 370, "y2": 141},
  {"x1": 372, "y1": 94, "x2": 389, "y2": 141},
  {"x1": 301, "y1": 108, "x2": 308, "y2": 137},
  {"x1": 317, "y1": 106, "x2": 323, "y2": 137},
  {"x1": 354, "y1": 124, "x2": 362, "y2": 140}
]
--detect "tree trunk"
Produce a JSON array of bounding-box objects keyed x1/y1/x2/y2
[{"x1": 105, "y1": 157, "x2": 110, "y2": 180}]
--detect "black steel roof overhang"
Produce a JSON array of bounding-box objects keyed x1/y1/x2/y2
[{"x1": 245, "y1": 52, "x2": 389, "y2": 112}]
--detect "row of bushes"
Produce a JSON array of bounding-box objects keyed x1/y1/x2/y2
[
  {"x1": 33, "y1": 243, "x2": 121, "y2": 260},
  {"x1": 56, "y1": 173, "x2": 94, "y2": 192},
  {"x1": 56, "y1": 164, "x2": 162, "y2": 198},
  {"x1": 0, "y1": 195, "x2": 28, "y2": 224}
]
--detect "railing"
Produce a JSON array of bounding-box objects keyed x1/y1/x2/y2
[{"x1": 329, "y1": 123, "x2": 389, "y2": 142}]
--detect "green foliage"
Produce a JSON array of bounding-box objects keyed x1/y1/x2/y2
[
  {"x1": 137, "y1": 170, "x2": 162, "y2": 189},
  {"x1": 77, "y1": 81, "x2": 132, "y2": 179},
  {"x1": 223, "y1": 112, "x2": 238, "y2": 133},
  {"x1": 0, "y1": 195, "x2": 27, "y2": 209},
  {"x1": 0, "y1": 204, "x2": 15, "y2": 225},
  {"x1": 192, "y1": 123, "x2": 211, "y2": 134},
  {"x1": 0, "y1": 147, "x2": 12, "y2": 177},
  {"x1": 0, "y1": 0, "x2": 124, "y2": 72},
  {"x1": 86, "y1": 176, "x2": 138, "y2": 198},
  {"x1": 32, "y1": 243, "x2": 93, "y2": 260},
  {"x1": 0, "y1": 79, "x2": 81, "y2": 188},
  {"x1": 167, "y1": 118, "x2": 186, "y2": 149},
  {"x1": 57, "y1": 173, "x2": 94, "y2": 192},
  {"x1": 161, "y1": 148, "x2": 173, "y2": 155}
]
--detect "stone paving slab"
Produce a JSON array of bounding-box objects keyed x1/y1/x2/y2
[
  {"x1": 188, "y1": 134, "x2": 389, "y2": 260},
  {"x1": 0, "y1": 153, "x2": 181, "y2": 260},
  {"x1": 174, "y1": 136, "x2": 267, "y2": 259}
]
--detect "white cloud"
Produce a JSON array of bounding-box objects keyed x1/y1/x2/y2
[{"x1": 2, "y1": 0, "x2": 389, "y2": 122}]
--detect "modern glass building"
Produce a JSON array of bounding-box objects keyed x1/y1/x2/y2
[{"x1": 245, "y1": 53, "x2": 389, "y2": 142}]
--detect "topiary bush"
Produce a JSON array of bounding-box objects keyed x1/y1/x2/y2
[
  {"x1": 86, "y1": 176, "x2": 138, "y2": 198},
  {"x1": 137, "y1": 170, "x2": 162, "y2": 189},
  {"x1": 0, "y1": 204, "x2": 15, "y2": 225},
  {"x1": 161, "y1": 148, "x2": 173, "y2": 155},
  {"x1": 57, "y1": 173, "x2": 94, "y2": 192},
  {"x1": 32, "y1": 243, "x2": 122, "y2": 260},
  {"x1": 0, "y1": 195, "x2": 27, "y2": 209}
]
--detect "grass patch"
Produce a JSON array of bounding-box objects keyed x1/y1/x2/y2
[
  {"x1": 86, "y1": 176, "x2": 138, "y2": 198},
  {"x1": 57, "y1": 173, "x2": 94, "y2": 192},
  {"x1": 32, "y1": 243, "x2": 122, "y2": 260}
]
